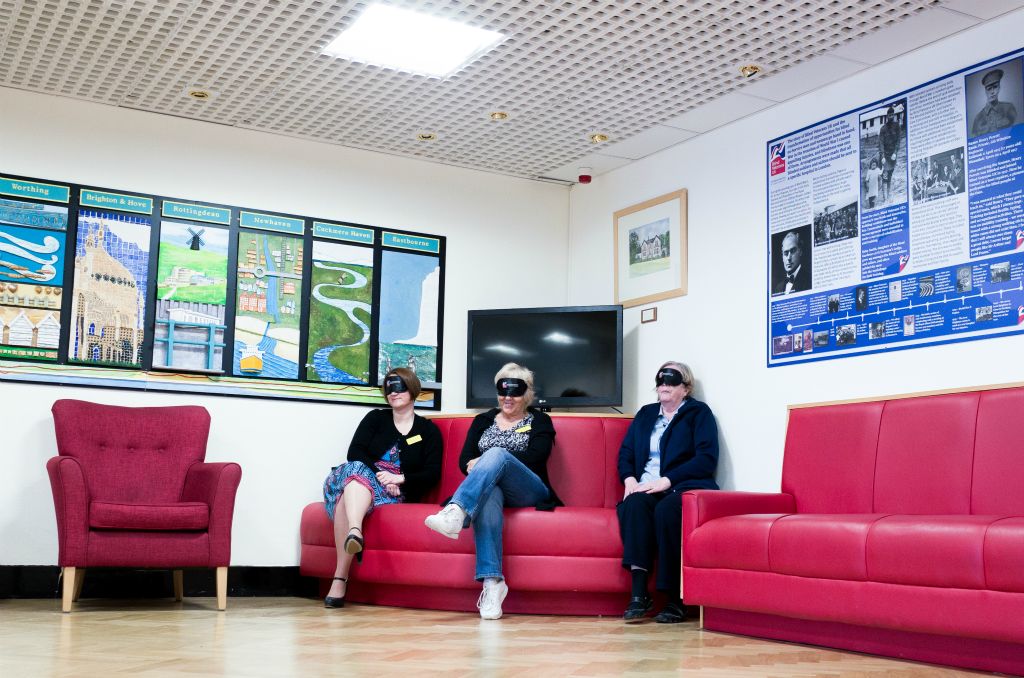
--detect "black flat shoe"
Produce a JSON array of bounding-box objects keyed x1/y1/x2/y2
[
  {"x1": 623, "y1": 595, "x2": 653, "y2": 622},
  {"x1": 654, "y1": 600, "x2": 687, "y2": 624},
  {"x1": 324, "y1": 577, "x2": 347, "y2": 608},
  {"x1": 344, "y1": 528, "x2": 364, "y2": 563}
]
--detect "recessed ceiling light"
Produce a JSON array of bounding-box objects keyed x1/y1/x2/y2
[
  {"x1": 490, "y1": 111, "x2": 509, "y2": 121},
  {"x1": 589, "y1": 133, "x2": 610, "y2": 144},
  {"x1": 417, "y1": 132, "x2": 438, "y2": 141},
  {"x1": 322, "y1": 4, "x2": 504, "y2": 78},
  {"x1": 739, "y1": 64, "x2": 762, "y2": 78},
  {"x1": 186, "y1": 88, "x2": 213, "y2": 101}
]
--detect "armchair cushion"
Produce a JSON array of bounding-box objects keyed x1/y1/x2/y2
[{"x1": 89, "y1": 501, "x2": 209, "y2": 531}]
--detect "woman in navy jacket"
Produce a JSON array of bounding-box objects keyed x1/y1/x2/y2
[{"x1": 617, "y1": 361, "x2": 719, "y2": 623}]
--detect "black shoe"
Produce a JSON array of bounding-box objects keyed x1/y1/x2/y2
[
  {"x1": 623, "y1": 595, "x2": 653, "y2": 622},
  {"x1": 344, "y1": 528, "x2": 364, "y2": 563},
  {"x1": 654, "y1": 601, "x2": 687, "y2": 624},
  {"x1": 324, "y1": 577, "x2": 347, "y2": 608}
]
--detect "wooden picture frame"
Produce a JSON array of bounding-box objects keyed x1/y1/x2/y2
[{"x1": 613, "y1": 189, "x2": 687, "y2": 308}]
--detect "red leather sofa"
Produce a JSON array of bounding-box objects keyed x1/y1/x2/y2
[
  {"x1": 682, "y1": 385, "x2": 1024, "y2": 675},
  {"x1": 301, "y1": 414, "x2": 632, "y2": 615}
]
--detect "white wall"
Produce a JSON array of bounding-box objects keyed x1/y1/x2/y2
[
  {"x1": 567, "y1": 12, "x2": 1024, "y2": 494},
  {"x1": 0, "y1": 88, "x2": 569, "y2": 566}
]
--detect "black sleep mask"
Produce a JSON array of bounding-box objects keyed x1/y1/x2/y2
[
  {"x1": 655, "y1": 368, "x2": 684, "y2": 387},
  {"x1": 496, "y1": 378, "x2": 528, "y2": 397},
  {"x1": 384, "y1": 375, "x2": 408, "y2": 394}
]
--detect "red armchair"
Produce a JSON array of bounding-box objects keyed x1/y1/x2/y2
[{"x1": 47, "y1": 399, "x2": 242, "y2": 612}]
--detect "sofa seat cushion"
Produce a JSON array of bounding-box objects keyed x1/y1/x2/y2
[
  {"x1": 366, "y1": 503, "x2": 476, "y2": 554},
  {"x1": 770, "y1": 514, "x2": 889, "y2": 581},
  {"x1": 688, "y1": 514, "x2": 789, "y2": 571},
  {"x1": 504, "y1": 507, "x2": 621, "y2": 557},
  {"x1": 866, "y1": 515, "x2": 999, "y2": 589},
  {"x1": 982, "y1": 517, "x2": 1024, "y2": 593},
  {"x1": 90, "y1": 500, "x2": 209, "y2": 531}
]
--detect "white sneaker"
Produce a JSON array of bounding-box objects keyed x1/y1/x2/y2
[
  {"x1": 424, "y1": 503, "x2": 466, "y2": 539},
  {"x1": 477, "y1": 578, "x2": 508, "y2": 620}
]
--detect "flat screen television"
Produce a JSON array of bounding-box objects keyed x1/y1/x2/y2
[{"x1": 466, "y1": 305, "x2": 622, "y2": 408}]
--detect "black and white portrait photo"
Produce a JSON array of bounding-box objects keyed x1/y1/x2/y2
[
  {"x1": 771, "y1": 225, "x2": 812, "y2": 296},
  {"x1": 967, "y1": 58, "x2": 1023, "y2": 139}
]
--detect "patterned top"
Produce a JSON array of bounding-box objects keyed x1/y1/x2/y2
[{"x1": 478, "y1": 412, "x2": 534, "y2": 454}]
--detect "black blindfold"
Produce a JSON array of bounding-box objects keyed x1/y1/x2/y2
[
  {"x1": 496, "y1": 378, "x2": 528, "y2": 397},
  {"x1": 655, "y1": 368, "x2": 684, "y2": 387},
  {"x1": 384, "y1": 375, "x2": 408, "y2": 394}
]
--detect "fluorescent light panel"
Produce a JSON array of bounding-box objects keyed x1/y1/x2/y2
[{"x1": 322, "y1": 4, "x2": 504, "y2": 78}]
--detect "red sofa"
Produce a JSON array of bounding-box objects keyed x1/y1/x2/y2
[
  {"x1": 301, "y1": 414, "x2": 633, "y2": 615},
  {"x1": 682, "y1": 385, "x2": 1024, "y2": 675}
]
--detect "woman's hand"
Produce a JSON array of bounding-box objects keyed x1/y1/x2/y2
[
  {"x1": 622, "y1": 477, "x2": 639, "y2": 499},
  {"x1": 637, "y1": 477, "x2": 672, "y2": 494},
  {"x1": 384, "y1": 483, "x2": 401, "y2": 497},
  {"x1": 467, "y1": 458, "x2": 479, "y2": 473},
  {"x1": 376, "y1": 471, "x2": 404, "y2": 486}
]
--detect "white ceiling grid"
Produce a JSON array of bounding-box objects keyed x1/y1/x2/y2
[{"x1": 0, "y1": 1, "x2": 963, "y2": 180}]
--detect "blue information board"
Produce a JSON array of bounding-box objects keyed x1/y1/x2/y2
[{"x1": 767, "y1": 48, "x2": 1024, "y2": 366}]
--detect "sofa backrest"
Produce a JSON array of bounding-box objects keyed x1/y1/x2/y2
[
  {"x1": 781, "y1": 386, "x2": 1024, "y2": 515},
  {"x1": 51, "y1": 398, "x2": 210, "y2": 504},
  {"x1": 425, "y1": 414, "x2": 631, "y2": 509}
]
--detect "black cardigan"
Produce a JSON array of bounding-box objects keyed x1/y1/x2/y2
[
  {"x1": 458, "y1": 407, "x2": 562, "y2": 509},
  {"x1": 617, "y1": 398, "x2": 720, "y2": 492},
  {"x1": 346, "y1": 408, "x2": 443, "y2": 502}
]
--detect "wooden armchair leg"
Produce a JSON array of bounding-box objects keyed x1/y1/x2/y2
[
  {"x1": 173, "y1": 570, "x2": 184, "y2": 602},
  {"x1": 216, "y1": 567, "x2": 227, "y2": 611},
  {"x1": 62, "y1": 567, "x2": 76, "y2": 613},
  {"x1": 72, "y1": 568, "x2": 86, "y2": 602}
]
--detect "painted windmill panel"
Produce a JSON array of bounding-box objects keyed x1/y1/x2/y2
[{"x1": 152, "y1": 221, "x2": 229, "y2": 372}]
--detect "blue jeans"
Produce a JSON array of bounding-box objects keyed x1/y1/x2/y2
[{"x1": 449, "y1": 447, "x2": 550, "y2": 581}]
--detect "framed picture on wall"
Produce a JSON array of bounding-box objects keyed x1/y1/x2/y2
[{"x1": 613, "y1": 188, "x2": 687, "y2": 308}]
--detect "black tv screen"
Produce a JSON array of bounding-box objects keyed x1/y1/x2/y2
[{"x1": 466, "y1": 305, "x2": 622, "y2": 408}]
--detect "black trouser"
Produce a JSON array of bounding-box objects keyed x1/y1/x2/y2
[{"x1": 616, "y1": 490, "x2": 682, "y2": 596}]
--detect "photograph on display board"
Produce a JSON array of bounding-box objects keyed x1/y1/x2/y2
[
  {"x1": 232, "y1": 231, "x2": 304, "y2": 379},
  {"x1": 305, "y1": 240, "x2": 373, "y2": 385},
  {"x1": 378, "y1": 249, "x2": 439, "y2": 383},
  {"x1": 813, "y1": 196, "x2": 858, "y2": 246},
  {"x1": 68, "y1": 210, "x2": 151, "y2": 366},
  {"x1": 859, "y1": 98, "x2": 907, "y2": 211},
  {"x1": 0, "y1": 197, "x2": 68, "y2": 230},
  {"x1": 0, "y1": 223, "x2": 67, "y2": 285},
  {"x1": 966, "y1": 57, "x2": 1022, "y2": 139},
  {"x1": 153, "y1": 221, "x2": 230, "y2": 373},
  {"x1": 770, "y1": 225, "x2": 811, "y2": 296},
  {"x1": 911, "y1": 148, "x2": 965, "y2": 203}
]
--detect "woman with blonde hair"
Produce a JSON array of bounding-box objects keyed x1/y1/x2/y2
[
  {"x1": 424, "y1": 362, "x2": 559, "y2": 620},
  {"x1": 321, "y1": 367, "x2": 442, "y2": 608}
]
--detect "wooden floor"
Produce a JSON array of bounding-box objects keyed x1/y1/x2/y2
[{"x1": 0, "y1": 597, "x2": 990, "y2": 677}]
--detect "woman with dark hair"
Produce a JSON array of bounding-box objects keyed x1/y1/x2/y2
[
  {"x1": 321, "y1": 367, "x2": 442, "y2": 608},
  {"x1": 423, "y1": 362, "x2": 559, "y2": 620},
  {"x1": 617, "y1": 361, "x2": 719, "y2": 623}
]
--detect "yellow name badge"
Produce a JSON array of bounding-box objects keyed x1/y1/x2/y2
[
  {"x1": 514, "y1": 425, "x2": 532, "y2": 433},
  {"x1": 406, "y1": 434, "x2": 422, "y2": 445}
]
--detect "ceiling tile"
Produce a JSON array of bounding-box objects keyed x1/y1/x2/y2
[
  {"x1": 661, "y1": 92, "x2": 775, "y2": 133},
  {"x1": 941, "y1": 0, "x2": 1024, "y2": 20},
  {"x1": 598, "y1": 125, "x2": 698, "y2": 160},
  {"x1": 830, "y1": 7, "x2": 980, "y2": 65},
  {"x1": 0, "y1": 0, "x2": 967, "y2": 180},
  {"x1": 739, "y1": 56, "x2": 868, "y2": 102}
]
